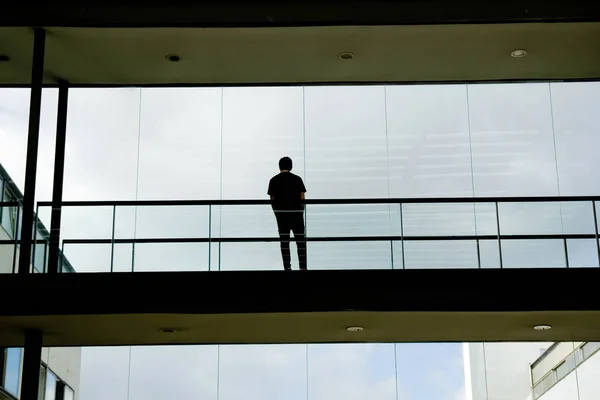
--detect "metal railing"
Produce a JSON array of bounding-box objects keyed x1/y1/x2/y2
[{"x1": 31, "y1": 195, "x2": 600, "y2": 273}]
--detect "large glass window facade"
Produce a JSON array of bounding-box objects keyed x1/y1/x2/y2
[
  {"x1": 70, "y1": 341, "x2": 600, "y2": 400},
  {"x1": 1, "y1": 82, "x2": 599, "y2": 272}
]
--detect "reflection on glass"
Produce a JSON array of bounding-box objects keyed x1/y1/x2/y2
[
  {"x1": 4, "y1": 348, "x2": 22, "y2": 397},
  {"x1": 309, "y1": 241, "x2": 392, "y2": 270},
  {"x1": 386, "y1": 85, "x2": 473, "y2": 198},
  {"x1": 219, "y1": 345, "x2": 306, "y2": 400},
  {"x1": 129, "y1": 346, "x2": 218, "y2": 400},
  {"x1": 133, "y1": 243, "x2": 209, "y2": 272},
  {"x1": 502, "y1": 240, "x2": 566, "y2": 268},
  {"x1": 404, "y1": 240, "x2": 479, "y2": 269},
  {"x1": 137, "y1": 88, "x2": 222, "y2": 200},
  {"x1": 44, "y1": 369, "x2": 57, "y2": 400},
  {"x1": 468, "y1": 83, "x2": 558, "y2": 197},
  {"x1": 550, "y1": 82, "x2": 600, "y2": 196},
  {"x1": 308, "y1": 344, "x2": 397, "y2": 400},
  {"x1": 0, "y1": 243, "x2": 16, "y2": 274}
]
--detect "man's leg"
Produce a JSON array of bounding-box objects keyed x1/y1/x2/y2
[
  {"x1": 276, "y1": 213, "x2": 292, "y2": 270},
  {"x1": 291, "y1": 212, "x2": 307, "y2": 270}
]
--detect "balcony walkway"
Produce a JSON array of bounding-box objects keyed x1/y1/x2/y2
[{"x1": 1, "y1": 268, "x2": 600, "y2": 347}]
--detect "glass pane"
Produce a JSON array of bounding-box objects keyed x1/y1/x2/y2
[
  {"x1": 386, "y1": 85, "x2": 473, "y2": 198},
  {"x1": 218, "y1": 345, "x2": 306, "y2": 400},
  {"x1": 309, "y1": 241, "x2": 392, "y2": 270},
  {"x1": 80, "y1": 347, "x2": 131, "y2": 400},
  {"x1": 308, "y1": 204, "x2": 396, "y2": 238},
  {"x1": 219, "y1": 243, "x2": 284, "y2": 271},
  {"x1": 404, "y1": 240, "x2": 479, "y2": 269},
  {"x1": 550, "y1": 82, "x2": 600, "y2": 196},
  {"x1": 221, "y1": 87, "x2": 304, "y2": 200},
  {"x1": 567, "y1": 239, "x2": 599, "y2": 268},
  {"x1": 0, "y1": 243, "x2": 16, "y2": 274},
  {"x1": 502, "y1": 240, "x2": 566, "y2": 268},
  {"x1": 129, "y1": 346, "x2": 218, "y2": 400},
  {"x1": 63, "y1": 386, "x2": 74, "y2": 400},
  {"x1": 4, "y1": 348, "x2": 22, "y2": 397},
  {"x1": 304, "y1": 86, "x2": 388, "y2": 199},
  {"x1": 468, "y1": 83, "x2": 559, "y2": 197},
  {"x1": 64, "y1": 88, "x2": 141, "y2": 201},
  {"x1": 0, "y1": 88, "x2": 30, "y2": 192},
  {"x1": 44, "y1": 369, "x2": 57, "y2": 400},
  {"x1": 133, "y1": 243, "x2": 209, "y2": 272},
  {"x1": 137, "y1": 88, "x2": 222, "y2": 200},
  {"x1": 308, "y1": 344, "x2": 397, "y2": 400},
  {"x1": 62, "y1": 244, "x2": 112, "y2": 273},
  {"x1": 402, "y1": 203, "x2": 476, "y2": 237},
  {"x1": 498, "y1": 203, "x2": 562, "y2": 235},
  {"x1": 396, "y1": 343, "x2": 465, "y2": 399},
  {"x1": 38, "y1": 365, "x2": 46, "y2": 400}
]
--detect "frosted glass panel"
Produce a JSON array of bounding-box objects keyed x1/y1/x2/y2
[
  {"x1": 468, "y1": 83, "x2": 559, "y2": 197},
  {"x1": 309, "y1": 241, "x2": 392, "y2": 270},
  {"x1": 404, "y1": 240, "x2": 479, "y2": 269},
  {"x1": 386, "y1": 85, "x2": 473, "y2": 198},
  {"x1": 221, "y1": 87, "x2": 304, "y2": 200},
  {"x1": 304, "y1": 86, "x2": 388, "y2": 198},
  {"x1": 502, "y1": 240, "x2": 566, "y2": 268},
  {"x1": 64, "y1": 88, "x2": 141, "y2": 200},
  {"x1": 137, "y1": 88, "x2": 222, "y2": 200},
  {"x1": 550, "y1": 82, "x2": 600, "y2": 196}
]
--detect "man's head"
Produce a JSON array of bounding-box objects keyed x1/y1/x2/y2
[{"x1": 279, "y1": 157, "x2": 293, "y2": 172}]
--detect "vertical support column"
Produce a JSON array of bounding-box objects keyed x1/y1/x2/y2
[
  {"x1": 21, "y1": 329, "x2": 42, "y2": 400},
  {"x1": 48, "y1": 81, "x2": 69, "y2": 274},
  {"x1": 18, "y1": 28, "x2": 46, "y2": 275}
]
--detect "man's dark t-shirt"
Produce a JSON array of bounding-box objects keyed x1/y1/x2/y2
[{"x1": 267, "y1": 172, "x2": 307, "y2": 211}]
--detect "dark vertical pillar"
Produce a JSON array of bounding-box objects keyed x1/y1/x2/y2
[
  {"x1": 18, "y1": 28, "x2": 46, "y2": 275},
  {"x1": 47, "y1": 81, "x2": 69, "y2": 274},
  {"x1": 21, "y1": 330, "x2": 42, "y2": 400}
]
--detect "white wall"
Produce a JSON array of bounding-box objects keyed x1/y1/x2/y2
[{"x1": 466, "y1": 342, "x2": 550, "y2": 400}]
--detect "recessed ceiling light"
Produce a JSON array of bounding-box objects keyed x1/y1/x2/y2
[
  {"x1": 165, "y1": 54, "x2": 181, "y2": 62},
  {"x1": 533, "y1": 324, "x2": 552, "y2": 331},
  {"x1": 159, "y1": 328, "x2": 177, "y2": 333},
  {"x1": 338, "y1": 52, "x2": 354, "y2": 60},
  {"x1": 346, "y1": 326, "x2": 364, "y2": 332},
  {"x1": 0, "y1": 55, "x2": 10, "y2": 62},
  {"x1": 511, "y1": 49, "x2": 527, "y2": 58}
]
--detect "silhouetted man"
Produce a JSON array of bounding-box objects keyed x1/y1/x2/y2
[{"x1": 267, "y1": 157, "x2": 307, "y2": 271}]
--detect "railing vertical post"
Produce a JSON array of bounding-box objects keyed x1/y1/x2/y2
[
  {"x1": 48, "y1": 80, "x2": 69, "y2": 274},
  {"x1": 18, "y1": 28, "x2": 46, "y2": 275},
  {"x1": 208, "y1": 204, "x2": 212, "y2": 271},
  {"x1": 399, "y1": 202, "x2": 405, "y2": 269},
  {"x1": 563, "y1": 238, "x2": 570, "y2": 268},
  {"x1": 495, "y1": 201, "x2": 504, "y2": 269},
  {"x1": 11, "y1": 204, "x2": 21, "y2": 274},
  {"x1": 593, "y1": 201, "x2": 600, "y2": 268},
  {"x1": 31, "y1": 204, "x2": 40, "y2": 272},
  {"x1": 110, "y1": 205, "x2": 116, "y2": 273}
]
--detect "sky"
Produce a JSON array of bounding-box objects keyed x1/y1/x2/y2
[{"x1": 1, "y1": 81, "x2": 600, "y2": 399}]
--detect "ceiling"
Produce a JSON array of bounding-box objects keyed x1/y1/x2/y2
[
  {"x1": 1, "y1": 22, "x2": 600, "y2": 85},
  {"x1": 1, "y1": 311, "x2": 598, "y2": 347}
]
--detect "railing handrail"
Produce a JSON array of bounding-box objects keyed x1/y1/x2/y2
[{"x1": 36, "y1": 195, "x2": 600, "y2": 207}]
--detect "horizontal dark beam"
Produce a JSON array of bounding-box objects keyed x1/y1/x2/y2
[
  {"x1": 1, "y1": 269, "x2": 600, "y2": 317},
  {"x1": 36, "y1": 195, "x2": 600, "y2": 207},
  {"x1": 2, "y1": 2, "x2": 600, "y2": 27}
]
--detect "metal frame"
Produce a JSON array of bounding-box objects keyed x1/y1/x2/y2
[
  {"x1": 20, "y1": 330, "x2": 42, "y2": 400},
  {"x1": 17, "y1": 28, "x2": 46, "y2": 275},
  {"x1": 47, "y1": 81, "x2": 70, "y2": 274},
  {"x1": 36, "y1": 196, "x2": 600, "y2": 271}
]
